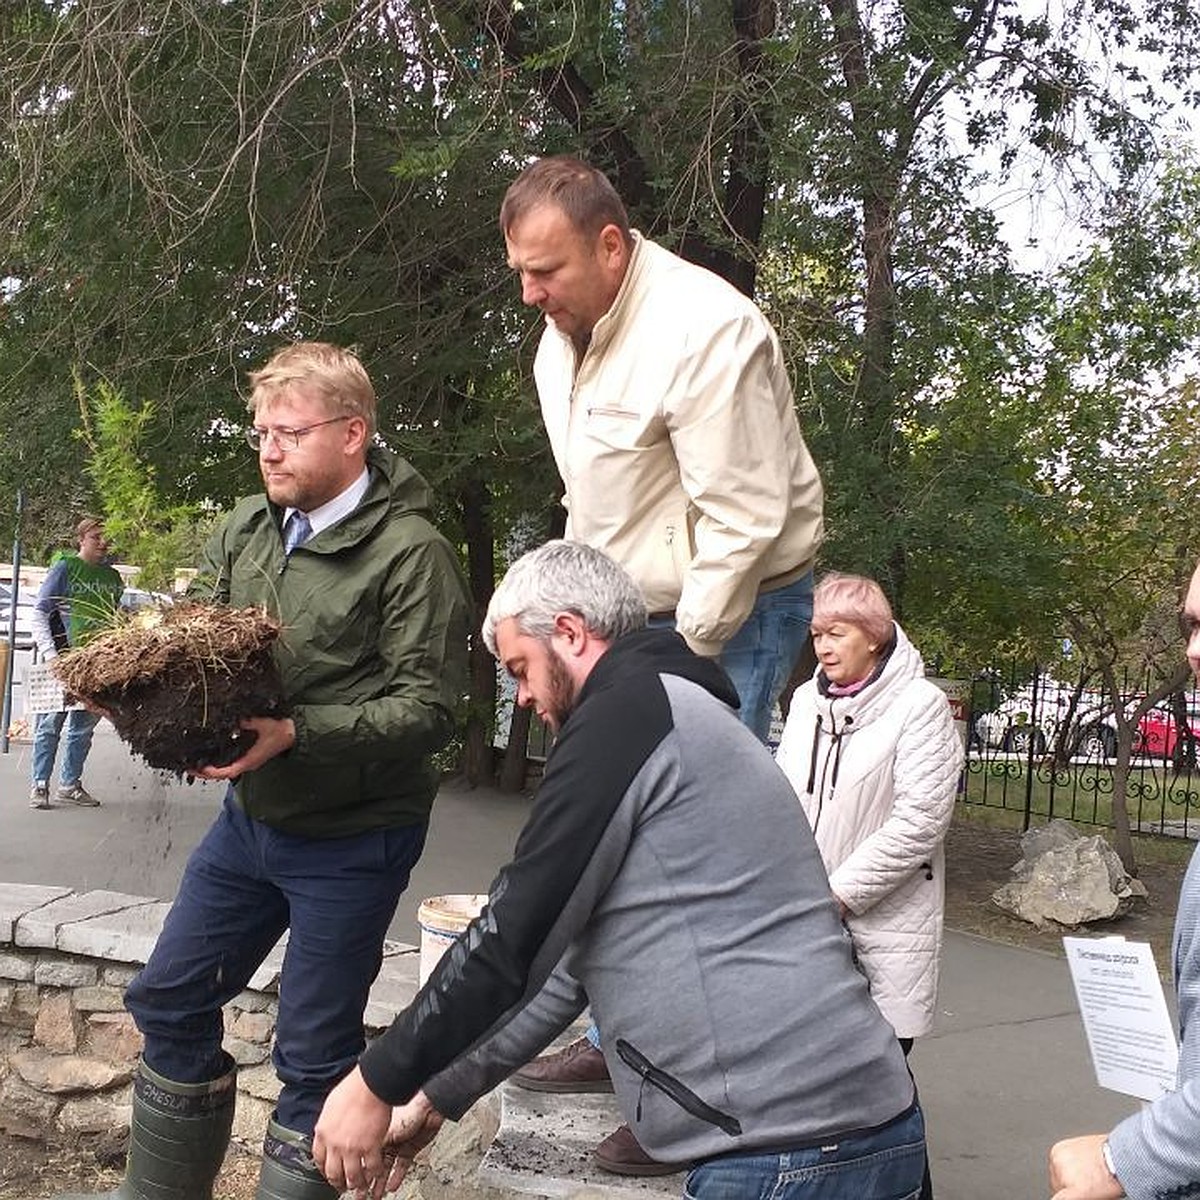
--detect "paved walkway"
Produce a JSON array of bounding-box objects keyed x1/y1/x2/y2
[
  {"x1": 0, "y1": 711, "x2": 529, "y2": 939},
  {"x1": 0, "y1": 666, "x2": 1157, "y2": 1199}
]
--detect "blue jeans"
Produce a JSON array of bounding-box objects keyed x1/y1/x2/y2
[
  {"x1": 125, "y1": 791, "x2": 427, "y2": 1134},
  {"x1": 684, "y1": 1104, "x2": 925, "y2": 1200},
  {"x1": 718, "y1": 571, "x2": 814, "y2": 743},
  {"x1": 32, "y1": 707, "x2": 101, "y2": 786}
]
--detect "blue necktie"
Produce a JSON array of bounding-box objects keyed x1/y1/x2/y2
[{"x1": 283, "y1": 511, "x2": 311, "y2": 555}]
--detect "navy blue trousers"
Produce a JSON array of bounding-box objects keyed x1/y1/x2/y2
[{"x1": 126, "y1": 791, "x2": 426, "y2": 1134}]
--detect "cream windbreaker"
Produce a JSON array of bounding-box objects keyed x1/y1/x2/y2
[
  {"x1": 533, "y1": 233, "x2": 824, "y2": 657},
  {"x1": 776, "y1": 624, "x2": 963, "y2": 1037}
]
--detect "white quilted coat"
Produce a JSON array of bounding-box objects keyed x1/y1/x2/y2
[{"x1": 776, "y1": 624, "x2": 963, "y2": 1037}]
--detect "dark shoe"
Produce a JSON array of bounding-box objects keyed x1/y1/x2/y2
[
  {"x1": 58, "y1": 780, "x2": 101, "y2": 806},
  {"x1": 511, "y1": 1036, "x2": 613, "y2": 1093},
  {"x1": 594, "y1": 1123, "x2": 682, "y2": 1177},
  {"x1": 29, "y1": 782, "x2": 51, "y2": 809}
]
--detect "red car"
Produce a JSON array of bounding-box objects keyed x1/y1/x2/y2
[{"x1": 1135, "y1": 703, "x2": 1200, "y2": 758}]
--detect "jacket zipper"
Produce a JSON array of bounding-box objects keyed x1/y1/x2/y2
[
  {"x1": 808, "y1": 708, "x2": 856, "y2": 836},
  {"x1": 615, "y1": 1039, "x2": 742, "y2": 1137}
]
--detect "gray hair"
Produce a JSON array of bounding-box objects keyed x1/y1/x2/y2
[{"x1": 483, "y1": 540, "x2": 648, "y2": 656}]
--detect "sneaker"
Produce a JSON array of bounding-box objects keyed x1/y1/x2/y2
[
  {"x1": 510, "y1": 1036, "x2": 614, "y2": 1093},
  {"x1": 594, "y1": 1124, "x2": 683, "y2": 1177},
  {"x1": 57, "y1": 781, "x2": 100, "y2": 807},
  {"x1": 29, "y1": 782, "x2": 51, "y2": 810}
]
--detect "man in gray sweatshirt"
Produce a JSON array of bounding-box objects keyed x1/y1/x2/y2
[{"x1": 313, "y1": 540, "x2": 923, "y2": 1200}]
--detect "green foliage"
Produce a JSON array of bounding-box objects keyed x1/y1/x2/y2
[
  {"x1": 1030, "y1": 152, "x2": 1200, "y2": 681},
  {"x1": 75, "y1": 374, "x2": 217, "y2": 591},
  {"x1": 3, "y1": 0, "x2": 1200, "y2": 788}
]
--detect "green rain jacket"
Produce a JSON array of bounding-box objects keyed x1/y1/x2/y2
[{"x1": 189, "y1": 446, "x2": 470, "y2": 838}]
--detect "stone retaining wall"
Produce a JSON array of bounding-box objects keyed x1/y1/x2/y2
[
  {"x1": 0, "y1": 883, "x2": 659, "y2": 1199},
  {"x1": 0, "y1": 882, "x2": 422, "y2": 1154}
]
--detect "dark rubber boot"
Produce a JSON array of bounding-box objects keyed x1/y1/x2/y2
[
  {"x1": 55, "y1": 1056, "x2": 236, "y2": 1200},
  {"x1": 254, "y1": 1120, "x2": 338, "y2": 1200}
]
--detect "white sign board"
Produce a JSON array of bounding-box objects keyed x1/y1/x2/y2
[
  {"x1": 1063, "y1": 936, "x2": 1179, "y2": 1102},
  {"x1": 25, "y1": 661, "x2": 81, "y2": 715}
]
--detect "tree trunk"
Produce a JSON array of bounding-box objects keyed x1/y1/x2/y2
[
  {"x1": 496, "y1": 508, "x2": 566, "y2": 792},
  {"x1": 459, "y1": 473, "x2": 496, "y2": 786},
  {"x1": 779, "y1": 634, "x2": 816, "y2": 720},
  {"x1": 824, "y1": 0, "x2": 906, "y2": 596},
  {"x1": 498, "y1": 706, "x2": 533, "y2": 793},
  {"x1": 710, "y1": 0, "x2": 776, "y2": 296},
  {"x1": 1051, "y1": 670, "x2": 1091, "y2": 768},
  {"x1": 1170, "y1": 689, "x2": 1197, "y2": 771},
  {"x1": 1109, "y1": 723, "x2": 1138, "y2": 876},
  {"x1": 861, "y1": 185, "x2": 906, "y2": 600},
  {"x1": 1087, "y1": 645, "x2": 1139, "y2": 873}
]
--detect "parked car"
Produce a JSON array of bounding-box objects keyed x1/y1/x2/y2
[
  {"x1": 121, "y1": 587, "x2": 173, "y2": 611},
  {"x1": 1071, "y1": 697, "x2": 1200, "y2": 760},
  {"x1": 1073, "y1": 718, "x2": 1118, "y2": 759},
  {"x1": 974, "y1": 699, "x2": 1050, "y2": 754},
  {"x1": 974, "y1": 676, "x2": 1123, "y2": 758},
  {"x1": 974, "y1": 678, "x2": 1110, "y2": 756},
  {"x1": 0, "y1": 582, "x2": 37, "y2": 650},
  {"x1": 1133, "y1": 702, "x2": 1200, "y2": 759}
]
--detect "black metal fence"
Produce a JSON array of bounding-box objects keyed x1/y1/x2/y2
[
  {"x1": 502, "y1": 661, "x2": 1200, "y2": 836},
  {"x1": 960, "y1": 667, "x2": 1200, "y2": 837}
]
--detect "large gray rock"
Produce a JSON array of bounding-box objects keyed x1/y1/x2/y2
[
  {"x1": 1015, "y1": 818, "x2": 1081, "y2": 865},
  {"x1": 993, "y1": 819, "x2": 1146, "y2": 929}
]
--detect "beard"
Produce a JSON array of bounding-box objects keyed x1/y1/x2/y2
[{"x1": 542, "y1": 649, "x2": 579, "y2": 733}]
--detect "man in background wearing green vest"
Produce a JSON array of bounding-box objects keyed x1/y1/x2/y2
[{"x1": 29, "y1": 516, "x2": 124, "y2": 809}]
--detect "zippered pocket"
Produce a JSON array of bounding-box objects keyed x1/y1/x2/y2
[
  {"x1": 615, "y1": 1038, "x2": 742, "y2": 1137},
  {"x1": 587, "y1": 404, "x2": 638, "y2": 419}
]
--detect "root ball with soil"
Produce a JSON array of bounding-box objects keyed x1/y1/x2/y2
[{"x1": 52, "y1": 602, "x2": 287, "y2": 773}]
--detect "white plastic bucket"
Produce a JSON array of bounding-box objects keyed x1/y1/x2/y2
[{"x1": 417, "y1": 893, "x2": 487, "y2": 986}]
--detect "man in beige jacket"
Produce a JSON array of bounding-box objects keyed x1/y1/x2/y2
[{"x1": 500, "y1": 155, "x2": 825, "y2": 1174}]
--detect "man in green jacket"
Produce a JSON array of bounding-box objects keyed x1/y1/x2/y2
[{"x1": 64, "y1": 343, "x2": 470, "y2": 1200}]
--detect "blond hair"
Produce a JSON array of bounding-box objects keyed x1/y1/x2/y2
[{"x1": 248, "y1": 342, "x2": 376, "y2": 436}]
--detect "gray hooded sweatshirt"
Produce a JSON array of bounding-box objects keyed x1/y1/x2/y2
[{"x1": 360, "y1": 628, "x2": 916, "y2": 1164}]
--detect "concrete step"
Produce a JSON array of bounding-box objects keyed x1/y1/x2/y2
[{"x1": 480, "y1": 1084, "x2": 683, "y2": 1198}]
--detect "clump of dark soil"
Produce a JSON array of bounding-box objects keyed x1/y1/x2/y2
[{"x1": 52, "y1": 601, "x2": 286, "y2": 773}]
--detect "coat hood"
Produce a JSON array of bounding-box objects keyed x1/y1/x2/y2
[
  {"x1": 577, "y1": 627, "x2": 741, "y2": 716},
  {"x1": 263, "y1": 444, "x2": 434, "y2": 552},
  {"x1": 365, "y1": 444, "x2": 435, "y2": 515}
]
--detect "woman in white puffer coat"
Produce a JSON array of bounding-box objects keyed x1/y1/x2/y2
[{"x1": 776, "y1": 573, "x2": 963, "y2": 1200}]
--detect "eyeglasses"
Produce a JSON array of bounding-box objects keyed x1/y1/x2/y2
[{"x1": 245, "y1": 415, "x2": 351, "y2": 453}]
